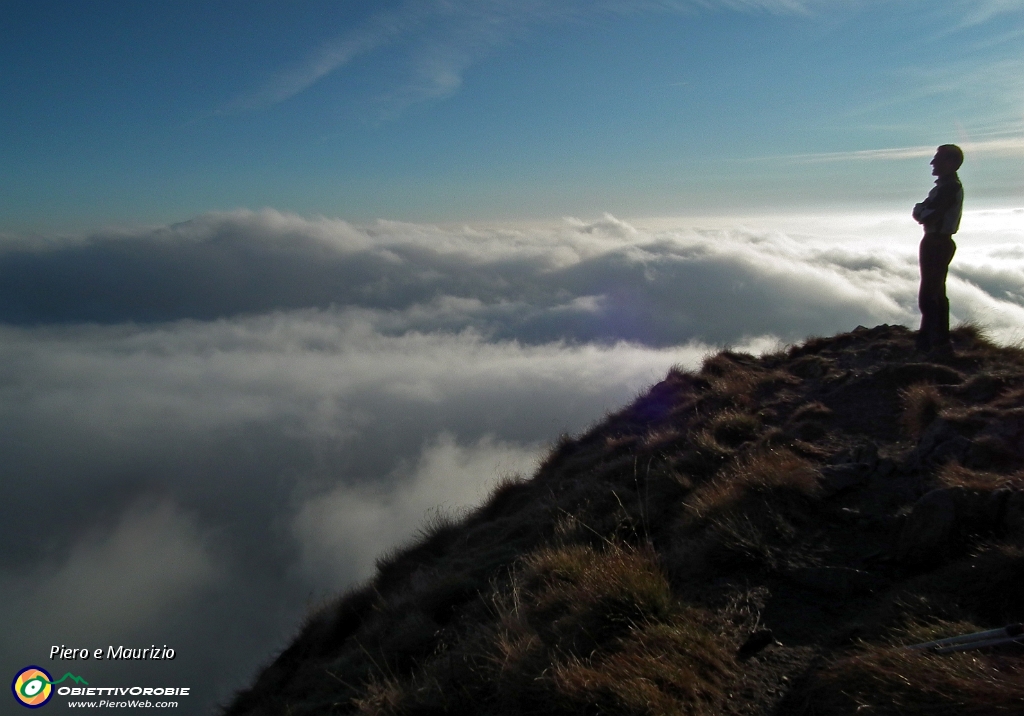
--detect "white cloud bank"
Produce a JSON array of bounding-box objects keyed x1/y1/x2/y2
[
  {"x1": 293, "y1": 432, "x2": 543, "y2": 588},
  {"x1": 1, "y1": 502, "x2": 217, "y2": 647}
]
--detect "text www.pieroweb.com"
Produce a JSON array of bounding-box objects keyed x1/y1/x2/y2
[{"x1": 67, "y1": 700, "x2": 178, "y2": 708}]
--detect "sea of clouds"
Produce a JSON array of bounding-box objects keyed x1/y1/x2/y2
[{"x1": 2, "y1": 208, "x2": 1022, "y2": 712}]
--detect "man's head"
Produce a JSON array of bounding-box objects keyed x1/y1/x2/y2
[{"x1": 931, "y1": 144, "x2": 963, "y2": 176}]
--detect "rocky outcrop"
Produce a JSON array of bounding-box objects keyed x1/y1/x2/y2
[{"x1": 897, "y1": 485, "x2": 1023, "y2": 566}]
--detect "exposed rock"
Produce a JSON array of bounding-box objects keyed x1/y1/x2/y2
[
  {"x1": 873, "y1": 457, "x2": 897, "y2": 479},
  {"x1": 819, "y1": 464, "x2": 868, "y2": 498},
  {"x1": 928, "y1": 434, "x2": 972, "y2": 466},
  {"x1": 985, "y1": 488, "x2": 1012, "y2": 529},
  {"x1": 823, "y1": 370, "x2": 911, "y2": 439},
  {"x1": 877, "y1": 362, "x2": 964, "y2": 386},
  {"x1": 913, "y1": 418, "x2": 972, "y2": 468},
  {"x1": 849, "y1": 442, "x2": 879, "y2": 471},
  {"x1": 959, "y1": 373, "x2": 1007, "y2": 402},
  {"x1": 965, "y1": 434, "x2": 1018, "y2": 469},
  {"x1": 788, "y1": 355, "x2": 833, "y2": 379},
  {"x1": 897, "y1": 486, "x2": 1017, "y2": 566},
  {"x1": 896, "y1": 488, "x2": 959, "y2": 565},
  {"x1": 737, "y1": 629, "x2": 777, "y2": 659}
]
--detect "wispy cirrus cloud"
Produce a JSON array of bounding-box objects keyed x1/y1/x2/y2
[
  {"x1": 220, "y1": 5, "x2": 418, "y2": 113},
  {"x1": 221, "y1": 0, "x2": 838, "y2": 115},
  {"x1": 776, "y1": 48, "x2": 1024, "y2": 165},
  {"x1": 222, "y1": 35, "x2": 384, "y2": 113},
  {"x1": 958, "y1": 0, "x2": 1024, "y2": 27},
  {"x1": 781, "y1": 135, "x2": 1024, "y2": 163}
]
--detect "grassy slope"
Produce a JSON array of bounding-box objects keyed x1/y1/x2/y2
[{"x1": 224, "y1": 324, "x2": 1024, "y2": 716}]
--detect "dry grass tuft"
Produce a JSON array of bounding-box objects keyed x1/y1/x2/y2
[
  {"x1": 786, "y1": 401, "x2": 834, "y2": 441},
  {"x1": 355, "y1": 542, "x2": 733, "y2": 716},
  {"x1": 552, "y1": 618, "x2": 732, "y2": 716},
  {"x1": 474, "y1": 473, "x2": 532, "y2": 522},
  {"x1": 700, "y1": 353, "x2": 761, "y2": 402},
  {"x1": 708, "y1": 373, "x2": 760, "y2": 405},
  {"x1": 901, "y1": 383, "x2": 944, "y2": 439},
  {"x1": 708, "y1": 409, "x2": 760, "y2": 448},
  {"x1": 641, "y1": 427, "x2": 686, "y2": 453},
  {"x1": 697, "y1": 350, "x2": 803, "y2": 411},
  {"x1": 372, "y1": 509, "x2": 463, "y2": 593},
  {"x1": 674, "y1": 429, "x2": 735, "y2": 481},
  {"x1": 686, "y1": 448, "x2": 820, "y2": 521},
  {"x1": 700, "y1": 352, "x2": 750, "y2": 377},
  {"x1": 790, "y1": 334, "x2": 829, "y2": 356},
  {"x1": 936, "y1": 462, "x2": 1022, "y2": 491},
  {"x1": 520, "y1": 543, "x2": 675, "y2": 645},
  {"x1": 789, "y1": 401, "x2": 833, "y2": 422},
  {"x1": 787, "y1": 354, "x2": 834, "y2": 379},
  {"x1": 667, "y1": 449, "x2": 821, "y2": 576},
  {"x1": 951, "y1": 320, "x2": 991, "y2": 345},
  {"x1": 799, "y1": 620, "x2": 1024, "y2": 716},
  {"x1": 992, "y1": 386, "x2": 1024, "y2": 409},
  {"x1": 951, "y1": 321, "x2": 1024, "y2": 366}
]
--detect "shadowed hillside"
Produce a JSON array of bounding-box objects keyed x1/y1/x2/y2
[{"x1": 224, "y1": 324, "x2": 1024, "y2": 716}]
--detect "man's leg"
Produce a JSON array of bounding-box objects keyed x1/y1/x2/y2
[{"x1": 918, "y1": 234, "x2": 956, "y2": 351}]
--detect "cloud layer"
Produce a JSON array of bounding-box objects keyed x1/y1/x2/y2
[
  {"x1": 3, "y1": 207, "x2": 1024, "y2": 712},
  {"x1": 5, "y1": 208, "x2": 1024, "y2": 341},
  {"x1": 0, "y1": 209, "x2": 911, "y2": 338}
]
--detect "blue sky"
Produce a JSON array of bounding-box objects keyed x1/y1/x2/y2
[{"x1": 2, "y1": 0, "x2": 1022, "y2": 231}]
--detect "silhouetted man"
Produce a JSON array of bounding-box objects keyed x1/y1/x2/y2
[{"x1": 912, "y1": 144, "x2": 963, "y2": 354}]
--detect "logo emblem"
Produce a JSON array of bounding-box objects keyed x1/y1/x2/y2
[{"x1": 11, "y1": 666, "x2": 54, "y2": 708}]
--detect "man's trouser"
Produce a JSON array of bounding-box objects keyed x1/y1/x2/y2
[{"x1": 918, "y1": 232, "x2": 956, "y2": 350}]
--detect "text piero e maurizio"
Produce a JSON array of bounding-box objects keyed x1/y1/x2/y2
[{"x1": 50, "y1": 645, "x2": 176, "y2": 660}]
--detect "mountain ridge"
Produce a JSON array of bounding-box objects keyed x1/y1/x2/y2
[{"x1": 224, "y1": 323, "x2": 1024, "y2": 715}]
